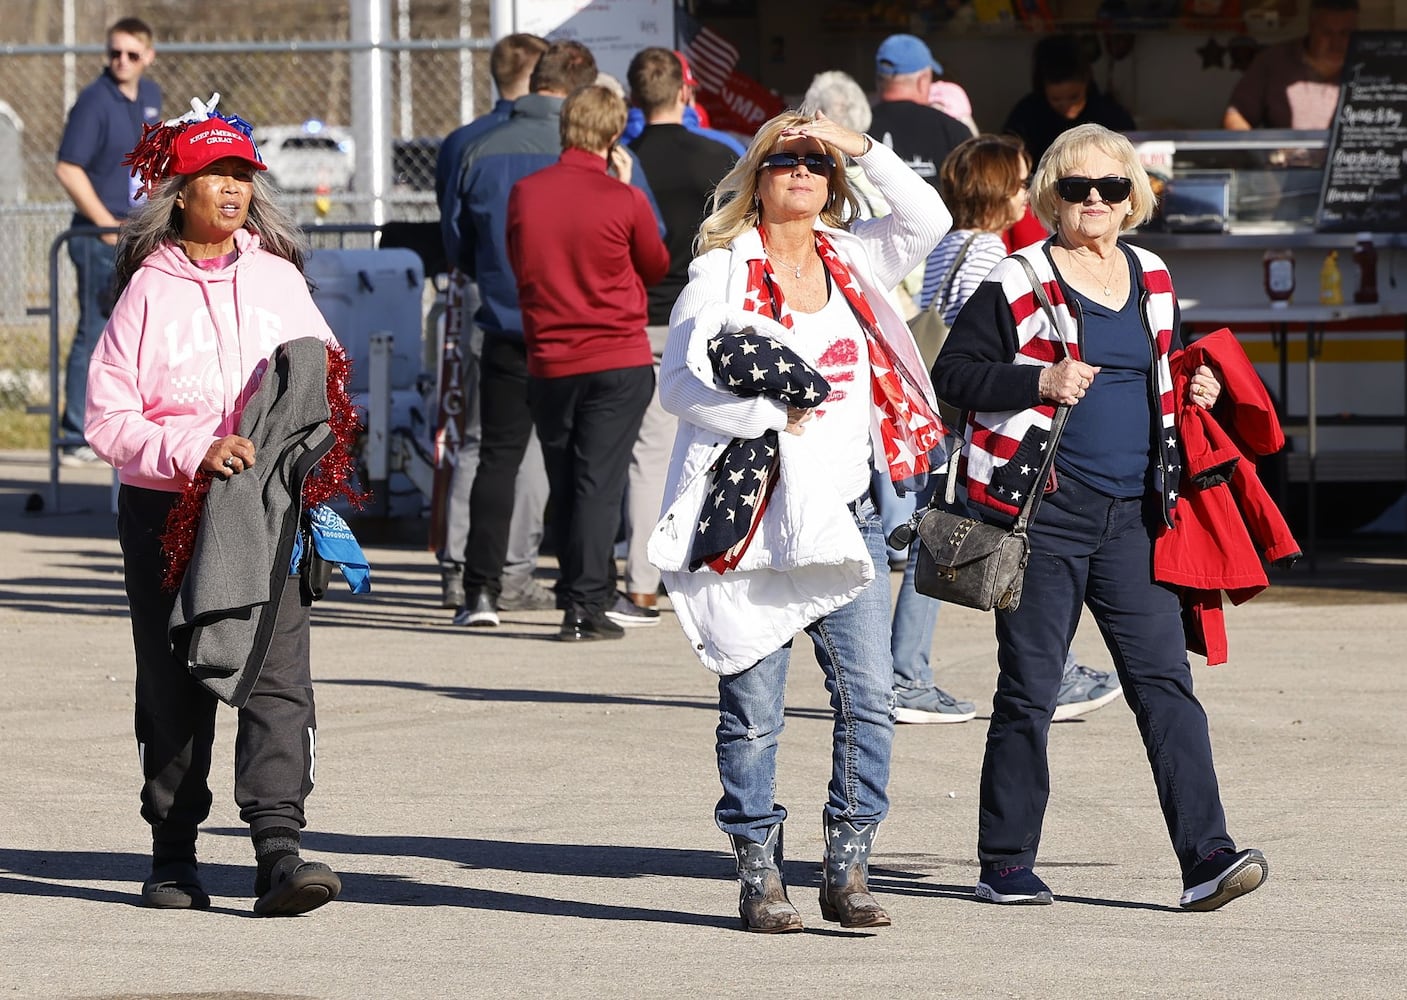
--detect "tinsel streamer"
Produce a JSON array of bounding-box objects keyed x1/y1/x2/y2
[
  {"x1": 159, "y1": 341, "x2": 371, "y2": 592},
  {"x1": 122, "y1": 120, "x2": 183, "y2": 200}
]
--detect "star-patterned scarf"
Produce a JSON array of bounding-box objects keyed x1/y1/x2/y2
[{"x1": 747, "y1": 229, "x2": 944, "y2": 483}]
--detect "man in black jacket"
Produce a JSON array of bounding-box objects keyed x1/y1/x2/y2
[
  {"x1": 617, "y1": 47, "x2": 738, "y2": 626},
  {"x1": 867, "y1": 34, "x2": 971, "y2": 196}
]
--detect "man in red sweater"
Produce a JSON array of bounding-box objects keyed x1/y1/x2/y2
[{"x1": 506, "y1": 85, "x2": 669, "y2": 640}]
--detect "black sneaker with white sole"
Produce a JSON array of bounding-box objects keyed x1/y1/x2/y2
[
  {"x1": 603, "y1": 592, "x2": 659, "y2": 627},
  {"x1": 1179, "y1": 847, "x2": 1269, "y2": 911},
  {"x1": 975, "y1": 864, "x2": 1054, "y2": 905}
]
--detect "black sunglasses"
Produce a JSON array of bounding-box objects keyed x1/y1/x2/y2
[
  {"x1": 1056, "y1": 175, "x2": 1133, "y2": 204},
  {"x1": 108, "y1": 48, "x2": 143, "y2": 61},
  {"x1": 758, "y1": 152, "x2": 836, "y2": 177}
]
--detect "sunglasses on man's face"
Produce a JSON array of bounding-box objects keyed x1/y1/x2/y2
[
  {"x1": 758, "y1": 152, "x2": 836, "y2": 177},
  {"x1": 1056, "y1": 175, "x2": 1133, "y2": 204},
  {"x1": 108, "y1": 48, "x2": 143, "y2": 62}
]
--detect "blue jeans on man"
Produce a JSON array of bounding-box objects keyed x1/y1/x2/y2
[
  {"x1": 714, "y1": 496, "x2": 895, "y2": 844},
  {"x1": 64, "y1": 232, "x2": 117, "y2": 444}
]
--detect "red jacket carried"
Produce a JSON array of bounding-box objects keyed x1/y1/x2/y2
[{"x1": 1155, "y1": 327, "x2": 1301, "y2": 665}]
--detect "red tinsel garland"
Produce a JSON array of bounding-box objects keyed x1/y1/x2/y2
[
  {"x1": 159, "y1": 342, "x2": 371, "y2": 592},
  {"x1": 123, "y1": 121, "x2": 183, "y2": 201}
]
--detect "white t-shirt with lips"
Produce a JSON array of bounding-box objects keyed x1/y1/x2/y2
[{"x1": 785, "y1": 280, "x2": 873, "y2": 504}]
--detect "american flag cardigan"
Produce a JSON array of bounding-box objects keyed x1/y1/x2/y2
[{"x1": 953, "y1": 242, "x2": 1183, "y2": 527}]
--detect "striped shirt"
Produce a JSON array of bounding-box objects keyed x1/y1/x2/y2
[{"x1": 918, "y1": 229, "x2": 1008, "y2": 323}]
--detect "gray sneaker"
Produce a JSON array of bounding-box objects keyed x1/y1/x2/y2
[
  {"x1": 59, "y1": 445, "x2": 100, "y2": 467},
  {"x1": 893, "y1": 685, "x2": 977, "y2": 725},
  {"x1": 498, "y1": 581, "x2": 557, "y2": 611},
  {"x1": 1052, "y1": 661, "x2": 1122, "y2": 721}
]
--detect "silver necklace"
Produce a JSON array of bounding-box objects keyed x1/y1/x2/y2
[
  {"x1": 1064, "y1": 244, "x2": 1119, "y2": 296},
  {"x1": 765, "y1": 247, "x2": 806, "y2": 279}
]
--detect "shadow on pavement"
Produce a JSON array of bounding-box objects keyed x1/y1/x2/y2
[{"x1": 316, "y1": 676, "x2": 833, "y2": 720}]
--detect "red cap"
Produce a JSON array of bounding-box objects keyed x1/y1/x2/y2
[
  {"x1": 168, "y1": 118, "x2": 266, "y2": 176},
  {"x1": 674, "y1": 50, "x2": 698, "y2": 87}
]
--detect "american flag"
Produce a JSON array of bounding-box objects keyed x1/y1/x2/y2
[{"x1": 678, "y1": 13, "x2": 739, "y2": 93}]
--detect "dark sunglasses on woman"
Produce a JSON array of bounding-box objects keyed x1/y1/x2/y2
[
  {"x1": 1056, "y1": 175, "x2": 1133, "y2": 204},
  {"x1": 758, "y1": 152, "x2": 836, "y2": 177}
]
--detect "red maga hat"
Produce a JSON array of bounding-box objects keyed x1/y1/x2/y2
[{"x1": 169, "y1": 117, "x2": 267, "y2": 176}]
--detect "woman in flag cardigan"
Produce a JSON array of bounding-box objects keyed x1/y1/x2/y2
[
  {"x1": 653, "y1": 110, "x2": 950, "y2": 933},
  {"x1": 932, "y1": 123, "x2": 1268, "y2": 913}
]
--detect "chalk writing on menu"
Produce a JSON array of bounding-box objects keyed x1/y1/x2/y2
[{"x1": 1316, "y1": 31, "x2": 1407, "y2": 232}]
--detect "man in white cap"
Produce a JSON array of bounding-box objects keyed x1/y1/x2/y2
[{"x1": 868, "y1": 33, "x2": 971, "y2": 196}]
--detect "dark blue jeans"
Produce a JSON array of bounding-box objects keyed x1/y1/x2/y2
[
  {"x1": 978, "y1": 473, "x2": 1234, "y2": 879},
  {"x1": 64, "y1": 233, "x2": 117, "y2": 441}
]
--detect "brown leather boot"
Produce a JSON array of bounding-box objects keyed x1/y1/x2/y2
[
  {"x1": 730, "y1": 826, "x2": 803, "y2": 933},
  {"x1": 819, "y1": 815, "x2": 891, "y2": 928}
]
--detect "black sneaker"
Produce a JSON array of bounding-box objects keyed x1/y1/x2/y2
[
  {"x1": 452, "y1": 589, "x2": 499, "y2": 627},
  {"x1": 1179, "y1": 847, "x2": 1268, "y2": 911},
  {"x1": 603, "y1": 591, "x2": 660, "y2": 628},
  {"x1": 975, "y1": 864, "x2": 1054, "y2": 905}
]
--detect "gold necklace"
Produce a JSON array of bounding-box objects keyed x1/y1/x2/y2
[
  {"x1": 765, "y1": 246, "x2": 808, "y2": 279},
  {"x1": 1063, "y1": 244, "x2": 1120, "y2": 297}
]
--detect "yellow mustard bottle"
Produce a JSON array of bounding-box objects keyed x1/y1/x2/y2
[{"x1": 1319, "y1": 250, "x2": 1343, "y2": 305}]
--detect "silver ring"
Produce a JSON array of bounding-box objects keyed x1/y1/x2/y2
[{"x1": 223, "y1": 457, "x2": 235, "y2": 469}]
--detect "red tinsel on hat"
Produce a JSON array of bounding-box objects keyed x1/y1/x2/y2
[{"x1": 158, "y1": 342, "x2": 370, "y2": 592}]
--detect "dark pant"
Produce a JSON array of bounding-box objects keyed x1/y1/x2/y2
[
  {"x1": 528, "y1": 365, "x2": 654, "y2": 614},
  {"x1": 64, "y1": 233, "x2": 116, "y2": 441},
  {"x1": 462, "y1": 333, "x2": 536, "y2": 600},
  {"x1": 978, "y1": 473, "x2": 1234, "y2": 879},
  {"x1": 118, "y1": 486, "x2": 317, "y2": 850}
]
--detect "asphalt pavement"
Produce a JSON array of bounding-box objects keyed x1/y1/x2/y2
[{"x1": 2, "y1": 450, "x2": 1404, "y2": 1000}]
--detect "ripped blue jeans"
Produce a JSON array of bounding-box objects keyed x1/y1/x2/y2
[{"x1": 714, "y1": 495, "x2": 895, "y2": 844}]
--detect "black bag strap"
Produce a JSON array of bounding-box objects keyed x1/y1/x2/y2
[{"x1": 940, "y1": 254, "x2": 1072, "y2": 535}]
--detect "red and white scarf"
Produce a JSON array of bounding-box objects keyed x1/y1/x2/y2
[{"x1": 746, "y1": 228, "x2": 944, "y2": 482}]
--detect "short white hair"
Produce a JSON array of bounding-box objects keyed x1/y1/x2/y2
[
  {"x1": 802, "y1": 70, "x2": 872, "y2": 135},
  {"x1": 594, "y1": 72, "x2": 626, "y2": 99}
]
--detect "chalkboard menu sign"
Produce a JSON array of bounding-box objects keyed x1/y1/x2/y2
[{"x1": 1316, "y1": 32, "x2": 1407, "y2": 232}]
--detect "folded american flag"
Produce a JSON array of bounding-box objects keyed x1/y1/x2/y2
[{"x1": 689, "y1": 327, "x2": 830, "y2": 573}]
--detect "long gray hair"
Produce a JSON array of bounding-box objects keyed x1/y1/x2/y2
[{"x1": 113, "y1": 172, "x2": 309, "y2": 294}]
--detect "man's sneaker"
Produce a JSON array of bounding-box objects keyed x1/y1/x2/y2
[
  {"x1": 59, "y1": 445, "x2": 100, "y2": 467},
  {"x1": 603, "y1": 591, "x2": 659, "y2": 628},
  {"x1": 452, "y1": 590, "x2": 499, "y2": 628},
  {"x1": 439, "y1": 563, "x2": 465, "y2": 610},
  {"x1": 1179, "y1": 847, "x2": 1269, "y2": 911},
  {"x1": 975, "y1": 865, "x2": 1053, "y2": 905},
  {"x1": 1052, "y1": 661, "x2": 1123, "y2": 721},
  {"x1": 498, "y1": 581, "x2": 557, "y2": 611},
  {"x1": 893, "y1": 685, "x2": 977, "y2": 724}
]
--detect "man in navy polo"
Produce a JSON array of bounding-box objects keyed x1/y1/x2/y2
[{"x1": 54, "y1": 15, "x2": 162, "y2": 463}]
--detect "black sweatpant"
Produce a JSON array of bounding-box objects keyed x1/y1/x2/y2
[
  {"x1": 117, "y1": 485, "x2": 317, "y2": 853},
  {"x1": 528, "y1": 365, "x2": 655, "y2": 614}
]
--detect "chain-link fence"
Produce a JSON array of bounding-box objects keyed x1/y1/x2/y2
[{"x1": 0, "y1": 1, "x2": 493, "y2": 445}]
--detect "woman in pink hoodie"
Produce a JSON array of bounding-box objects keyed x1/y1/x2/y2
[{"x1": 85, "y1": 103, "x2": 342, "y2": 916}]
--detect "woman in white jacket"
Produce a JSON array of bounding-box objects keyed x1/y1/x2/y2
[{"x1": 651, "y1": 111, "x2": 950, "y2": 932}]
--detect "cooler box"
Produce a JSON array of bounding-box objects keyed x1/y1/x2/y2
[{"x1": 306, "y1": 247, "x2": 424, "y2": 392}]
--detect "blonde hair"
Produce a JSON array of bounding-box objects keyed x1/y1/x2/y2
[
  {"x1": 1029, "y1": 123, "x2": 1156, "y2": 233},
  {"x1": 560, "y1": 85, "x2": 628, "y2": 152},
  {"x1": 694, "y1": 110, "x2": 860, "y2": 256}
]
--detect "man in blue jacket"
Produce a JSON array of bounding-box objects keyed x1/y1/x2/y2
[
  {"x1": 448, "y1": 40, "x2": 661, "y2": 628},
  {"x1": 54, "y1": 15, "x2": 162, "y2": 464}
]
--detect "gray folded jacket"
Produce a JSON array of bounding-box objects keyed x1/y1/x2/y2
[{"x1": 168, "y1": 336, "x2": 336, "y2": 707}]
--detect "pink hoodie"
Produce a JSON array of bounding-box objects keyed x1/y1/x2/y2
[{"x1": 85, "y1": 228, "x2": 338, "y2": 492}]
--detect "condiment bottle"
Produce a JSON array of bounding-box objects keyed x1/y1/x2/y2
[
  {"x1": 1353, "y1": 233, "x2": 1379, "y2": 304},
  {"x1": 1319, "y1": 250, "x2": 1343, "y2": 305},
  {"x1": 1263, "y1": 248, "x2": 1295, "y2": 307}
]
